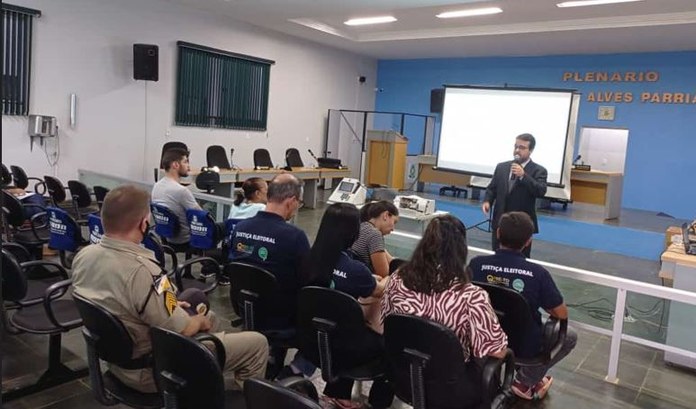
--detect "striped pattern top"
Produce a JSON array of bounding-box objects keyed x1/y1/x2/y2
[
  {"x1": 381, "y1": 273, "x2": 508, "y2": 361},
  {"x1": 350, "y1": 222, "x2": 385, "y2": 272}
]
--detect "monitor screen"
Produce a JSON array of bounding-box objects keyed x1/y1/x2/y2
[{"x1": 338, "y1": 181, "x2": 354, "y2": 193}]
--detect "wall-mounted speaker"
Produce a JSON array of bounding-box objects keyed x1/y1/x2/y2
[
  {"x1": 133, "y1": 44, "x2": 159, "y2": 81},
  {"x1": 430, "y1": 88, "x2": 445, "y2": 113}
]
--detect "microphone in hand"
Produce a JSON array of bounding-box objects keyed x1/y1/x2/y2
[{"x1": 511, "y1": 154, "x2": 522, "y2": 180}]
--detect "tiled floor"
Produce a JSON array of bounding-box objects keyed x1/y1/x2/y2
[{"x1": 3, "y1": 192, "x2": 695, "y2": 408}]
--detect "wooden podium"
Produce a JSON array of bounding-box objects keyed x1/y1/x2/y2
[
  {"x1": 365, "y1": 131, "x2": 408, "y2": 189},
  {"x1": 570, "y1": 169, "x2": 623, "y2": 220}
]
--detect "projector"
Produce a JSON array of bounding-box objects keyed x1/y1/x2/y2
[{"x1": 395, "y1": 195, "x2": 435, "y2": 216}]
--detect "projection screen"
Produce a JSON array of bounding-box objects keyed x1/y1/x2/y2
[{"x1": 436, "y1": 86, "x2": 576, "y2": 186}]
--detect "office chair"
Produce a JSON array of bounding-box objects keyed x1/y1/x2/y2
[
  {"x1": 245, "y1": 378, "x2": 321, "y2": 409},
  {"x1": 253, "y1": 148, "x2": 274, "y2": 169},
  {"x1": 206, "y1": 145, "x2": 232, "y2": 169},
  {"x1": 475, "y1": 282, "x2": 568, "y2": 367},
  {"x1": 1, "y1": 190, "x2": 50, "y2": 258},
  {"x1": 73, "y1": 293, "x2": 163, "y2": 408},
  {"x1": 157, "y1": 142, "x2": 189, "y2": 182},
  {"x1": 195, "y1": 169, "x2": 220, "y2": 194},
  {"x1": 285, "y1": 148, "x2": 304, "y2": 168},
  {"x1": 10, "y1": 165, "x2": 46, "y2": 194},
  {"x1": 46, "y1": 206, "x2": 90, "y2": 268},
  {"x1": 1, "y1": 250, "x2": 86, "y2": 402},
  {"x1": 384, "y1": 314, "x2": 514, "y2": 409},
  {"x1": 87, "y1": 214, "x2": 104, "y2": 244},
  {"x1": 67, "y1": 180, "x2": 100, "y2": 220},
  {"x1": 92, "y1": 186, "x2": 110, "y2": 210}
]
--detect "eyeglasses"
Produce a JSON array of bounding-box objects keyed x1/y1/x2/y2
[
  {"x1": 514, "y1": 144, "x2": 530, "y2": 150},
  {"x1": 296, "y1": 196, "x2": 305, "y2": 209}
]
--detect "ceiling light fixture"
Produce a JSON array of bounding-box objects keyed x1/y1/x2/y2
[
  {"x1": 436, "y1": 7, "x2": 503, "y2": 19},
  {"x1": 344, "y1": 16, "x2": 397, "y2": 26},
  {"x1": 557, "y1": 0, "x2": 643, "y2": 8}
]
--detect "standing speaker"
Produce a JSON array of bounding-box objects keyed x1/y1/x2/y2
[
  {"x1": 133, "y1": 44, "x2": 159, "y2": 81},
  {"x1": 430, "y1": 88, "x2": 445, "y2": 113}
]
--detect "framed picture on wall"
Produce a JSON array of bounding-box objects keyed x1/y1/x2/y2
[{"x1": 598, "y1": 105, "x2": 615, "y2": 121}]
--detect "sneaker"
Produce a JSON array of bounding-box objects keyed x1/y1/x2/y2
[{"x1": 511, "y1": 380, "x2": 534, "y2": 400}]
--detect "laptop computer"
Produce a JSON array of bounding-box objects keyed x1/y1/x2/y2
[{"x1": 681, "y1": 222, "x2": 696, "y2": 255}]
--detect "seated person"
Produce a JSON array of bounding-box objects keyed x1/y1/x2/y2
[
  {"x1": 229, "y1": 173, "x2": 313, "y2": 377},
  {"x1": 3, "y1": 185, "x2": 45, "y2": 218},
  {"x1": 351, "y1": 200, "x2": 399, "y2": 278},
  {"x1": 308, "y1": 202, "x2": 391, "y2": 409},
  {"x1": 228, "y1": 177, "x2": 267, "y2": 219},
  {"x1": 152, "y1": 147, "x2": 222, "y2": 245},
  {"x1": 72, "y1": 185, "x2": 268, "y2": 393},
  {"x1": 468, "y1": 211, "x2": 577, "y2": 401},
  {"x1": 381, "y1": 214, "x2": 508, "y2": 405}
]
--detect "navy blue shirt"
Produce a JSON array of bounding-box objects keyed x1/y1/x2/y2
[
  {"x1": 469, "y1": 249, "x2": 563, "y2": 358},
  {"x1": 331, "y1": 251, "x2": 377, "y2": 299},
  {"x1": 230, "y1": 211, "x2": 310, "y2": 328}
]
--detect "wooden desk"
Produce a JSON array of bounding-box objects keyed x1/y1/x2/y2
[
  {"x1": 570, "y1": 169, "x2": 623, "y2": 220},
  {"x1": 415, "y1": 155, "x2": 471, "y2": 192},
  {"x1": 660, "y1": 243, "x2": 696, "y2": 369}
]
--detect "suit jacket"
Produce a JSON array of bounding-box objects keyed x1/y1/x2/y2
[{"x1": 484, "y1": 160, "x2": 548, "y2": 233}]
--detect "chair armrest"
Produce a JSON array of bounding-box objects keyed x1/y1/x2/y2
[
  {"x1": 481, "y1": 348, "x2": 515, "y2": 409},
  {"x1": 174, "y1": 256, "x2": 219, "y2": 293},
  {"x1": 542, "y1": 317, "x2": 568, "y2": 362},
  {"x1": 2, "y1": 242, "x2": 32, "y2": 261},
  {"x1": 21, "y1": 260, "x2": 70, "y2": 279},
  {"x1": 161, "y1": 370, "x2": 187, "y2": 409},
  {"x1": 193, "y1": 333, "x2": 226, "y2": 369},
  {"x1": 278, "y1": 376, "x2": 319, "y2": 402},
  {"x1": 43, "y1": 279, "x2": 82, "y2": 330},
  {"x1": 161, "y1": 244, "x2": 179, "y2": 273}
]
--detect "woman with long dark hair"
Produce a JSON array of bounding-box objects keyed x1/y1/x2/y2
[
  {"x1": 228, "y1": 177, "x2": 267, "y2": 219},
  {"x1": 351, "y1": 200, "x2": 399, "y2": 278},
  {"x1": 308, "y1": 203, "x2": 390, "y2": 409},
  {"x1": 381, "y1": 214, "x2": 508, "y2": 403}
]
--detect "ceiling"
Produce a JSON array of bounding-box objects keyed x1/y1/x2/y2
[{"x1": 167, "y1": 0, "x2": 696, "y2": 59}]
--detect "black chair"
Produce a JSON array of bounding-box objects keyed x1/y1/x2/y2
[
  {"x1": 67, "y1": 180, "x2": 101, "y2": 220},
  {"x1": 93, "y1": 185, "x2": 110, "y2": 210},
  {"x1": 2, "y1": 163, "x2": 14, "y2": 187},
  {"x1": 253, "y1": 149, "x2": 273, "y2": 169},
  {"x1": 1, "y1": 250, "x2": 86, "y2": 402},
  {"x1": 245, "y1": 378, "x2": 321, "y2": 409},
  {"x1": 225, "y1": 262, "x2": 297, "y2": 375},
  {"x1": 10, "y1": 165, "x2": 46, "y2": 194},
  {"x1": 73, "y1": 293, "x2": 163, "y2": 408},
  {"x1": 142, "y1": 230, "x2": 179, "y2": 272},
  {"x1": 384, "y1": 314, "x2": 514, "y2": 409},
  {"x1": 1, "y1": 190, "x2": 49, "y2": 258},
  {"x1": 43, "y1": 175, "x2": 82, "y2": 219},
  {"x1": 207, "y1": 145, "x2": 232, "y2": 169},
  {"x1": 1, "y1": 246, "x2": 69, "y2": 318},
  {"x1": 475, "y1": 282, "x2": 568, "y2": 367},
  {"x1": 161, "y1": 141, "x2": 189, "y2": 163},
  {"x1": 297, "y1": 287, "x2": 388, "y2": 399},
  {"x1": 195, "y1": 169, "x2": 221, "y2": 194},
  {"x1": 285, "y1": 148, "x2": 304, "y2": 168},
  {"x1": 150, "y1": 326, "x2": 245, "y2": 409}
]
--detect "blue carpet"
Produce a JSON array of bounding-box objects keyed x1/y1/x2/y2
[{"x1": 435, "y1": 201, "x2": 664, "y2": 261}]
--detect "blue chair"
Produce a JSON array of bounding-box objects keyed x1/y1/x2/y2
[
  {"x1": 186, "y1": 208, "x2": 221, "y2": 251},
  {"x1": 47, "y1": 207, "x2": 88, "y2": 268},
  {"x1": 87, "y1": 214, "x2": 104, "y2": 245},
  {"x1": 150, "y1": 203, "x2": 193, "y2": 265},
  {"x1": 142, "y1": 231, "x2": 178, "y2": 271}
]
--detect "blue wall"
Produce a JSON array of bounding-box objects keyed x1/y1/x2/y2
[{"x1": 375, "y1": 52, "x2": 696, "y2": 220}]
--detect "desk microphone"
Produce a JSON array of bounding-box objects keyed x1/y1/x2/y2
[
  {"x1": 307, "y1": 149, "x2": 319, "y2": 161},
  {"x1": 574, "y1": 154, "x2": 582, "y2": 164}
]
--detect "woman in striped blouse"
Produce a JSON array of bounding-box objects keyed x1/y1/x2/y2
[{"x1": 381, "y1": 214, "x2": 508, "y2": 402}]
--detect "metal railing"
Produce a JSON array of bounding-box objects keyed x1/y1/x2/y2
[{"x1": 387, "y1": 230, "x2": 696, "y2": 384}]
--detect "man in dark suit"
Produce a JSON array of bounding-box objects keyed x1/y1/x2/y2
[{"x1": 482, "y1": 133, "x2": 547, "y2": 257}]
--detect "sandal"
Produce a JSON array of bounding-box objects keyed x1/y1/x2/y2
[{"x1": 322, "y1": 396, "x2": 363, "y2": 409}]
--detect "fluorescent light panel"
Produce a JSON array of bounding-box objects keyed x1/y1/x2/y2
[
  {"x1": 344, "y1": 16, "x2": 397, "y2": 26},
  {"x1": 557, "y1": 0, "x2": 643, "y2": 8},
  {"x1": 436, "y1": 7, "x2": 503, "y2": 19}
]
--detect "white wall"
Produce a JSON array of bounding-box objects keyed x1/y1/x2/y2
[{"x1": 1, "y1": 0, "x2": 377, "y2": 183}]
